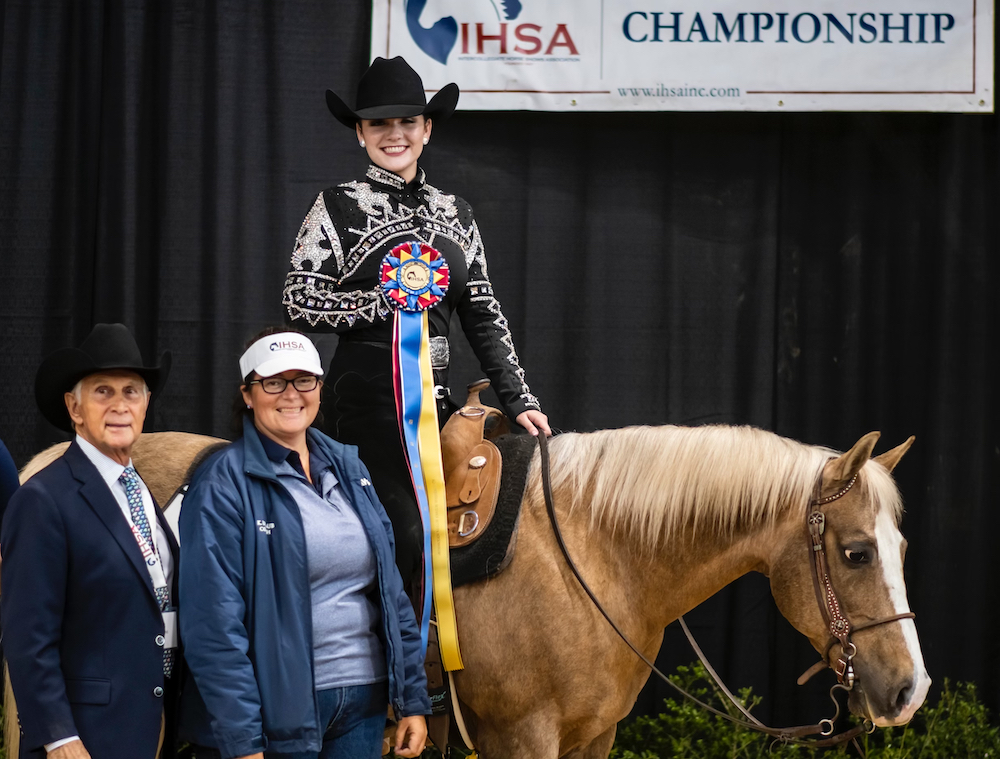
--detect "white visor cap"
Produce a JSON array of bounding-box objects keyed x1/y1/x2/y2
[{"x1": 239, "y1": 332, "x2": 323, "y2": 380}]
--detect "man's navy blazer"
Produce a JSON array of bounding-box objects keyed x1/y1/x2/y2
[{"x1": 1, "y1": 440, "x2": 180, "y2": 758}]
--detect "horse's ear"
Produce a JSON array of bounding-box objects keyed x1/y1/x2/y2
[
  {"x1": 823, "y1": 432, "x2": 881, "y2": 492},
  {"x1": 873, "y1": 436, "x2": 915, "y2": 473}
]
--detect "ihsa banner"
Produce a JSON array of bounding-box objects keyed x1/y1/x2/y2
[{"x1": 370, "y1": 0, "x2": 993, "y2": 112}]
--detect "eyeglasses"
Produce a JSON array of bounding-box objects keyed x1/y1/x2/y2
[{"x1": 248, "y1": 375, "x2": 320, "y2": 394}]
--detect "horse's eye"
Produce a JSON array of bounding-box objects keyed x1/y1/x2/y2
[{"x1": 844, "y1": 549, "x2": 868, "y2": 564}]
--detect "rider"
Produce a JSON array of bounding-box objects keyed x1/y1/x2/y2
[{"x1": 281, "y1": 56, "x2": 551, "y2": 596}]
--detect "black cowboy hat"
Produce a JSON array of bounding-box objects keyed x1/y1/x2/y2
[
  {"x1": 34, "y1": 323, "x2": 172, "y2": 432},
  {"x1": 325, "y1": 56, "x2": 460, "y2": 130}
]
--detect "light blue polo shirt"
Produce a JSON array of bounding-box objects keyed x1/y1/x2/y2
[{"x1": 259, "y1": 431, "x2": 387, "y2": 689}]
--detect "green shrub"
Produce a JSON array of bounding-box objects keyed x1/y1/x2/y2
[
  {"x1": 611, "y1": 663, "x2": 1000, "y2": 759},
  {"x1": 857, "y1": 680, "x2": 1000, "y2": 758},
  {"x1": 402, "y1": 664, "x2": 1000, "y2": 758},
  {"x1": 610, "y1": 663, "x2": 816, "y2": 759}
]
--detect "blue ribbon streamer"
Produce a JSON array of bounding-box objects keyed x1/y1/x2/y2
[{"x1": 396, "y1": 310, "x2": 434, "y2": 654}]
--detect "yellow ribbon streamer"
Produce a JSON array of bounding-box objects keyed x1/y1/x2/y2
[{"x1": 416, "y1": 313, "x2": 464, "y2": 671}]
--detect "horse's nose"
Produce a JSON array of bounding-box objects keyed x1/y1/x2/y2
[{"x1": 892, "y1": 679, "x2": 914, "y2": 715}]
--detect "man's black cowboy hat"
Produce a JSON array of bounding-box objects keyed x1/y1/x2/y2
[
  {"x1": 35, "y1": 323, "x2": 171, "y2": 432},
  {"x1": 325, "y1": 56, "x2": 460, "y2": 130}
]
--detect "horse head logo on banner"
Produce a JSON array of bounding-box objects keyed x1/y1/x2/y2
[{"x1": 406, "y1": 0, "x2": 525, "y2": 64}]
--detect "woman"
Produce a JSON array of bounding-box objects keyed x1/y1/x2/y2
[
  {"x1": 178, "y1": 328, "x2": 430, "y2": 759},
  {"x1": 282, "y1": 56, "x2": 550, "y2": 591}
]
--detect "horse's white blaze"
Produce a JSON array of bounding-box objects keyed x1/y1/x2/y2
[{"x1": 873, "y1": 505, "x2": 931, "y2": 725}]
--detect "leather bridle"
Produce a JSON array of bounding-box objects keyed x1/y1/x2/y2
[
  {"x1": 537, "y1": 435, "x2": 916, "y2": 750},
  {"x1": 803, "y1": 468, "x2": 915, "y2": 690}
]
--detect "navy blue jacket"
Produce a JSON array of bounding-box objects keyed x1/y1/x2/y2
[
  {"x1": 178, "y1": 419, "x2": 430, "y2": 758},
  {"x1": 0, "y1": 438, "x2": 20, "y2": 529},
  {"x1": 0, "y1": 441, "x2": 179, "y2": 759}
]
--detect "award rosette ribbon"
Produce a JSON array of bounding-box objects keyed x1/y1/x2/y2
[{"x1": 381, "y1": 241, "x2": 463, "y2": 671}]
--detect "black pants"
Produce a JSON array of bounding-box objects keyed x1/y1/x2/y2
[{"x1": 322, "y1": 342, "x2": 449, "y2": 598}]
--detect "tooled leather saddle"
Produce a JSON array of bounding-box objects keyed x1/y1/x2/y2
[{"x1": 440, "y1": 379, "x2": 509, "y2": 548}]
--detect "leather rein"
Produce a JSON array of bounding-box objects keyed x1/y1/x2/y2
[{"x1": 536, "y1": 434, "x2": 914, "y2": 749}]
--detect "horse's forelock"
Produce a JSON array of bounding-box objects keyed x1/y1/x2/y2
[{"x1": 860, "y1": 458, "x2": 906, "y2": 526}]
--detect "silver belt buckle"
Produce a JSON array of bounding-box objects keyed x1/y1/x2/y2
[
  {"x1": 429, "y1": 336, "x2": 450, "y2": 371},
  {"x1": 433, "y1": 385, "x2": 451, "y2": 400}
]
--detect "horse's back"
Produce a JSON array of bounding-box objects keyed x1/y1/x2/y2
[{"x1": 131, "y1": 431, "x2": 226, "y2": 505}]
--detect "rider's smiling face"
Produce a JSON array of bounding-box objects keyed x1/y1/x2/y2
[{"x1": 357, "y1": 116, "x2": 432, "y2": 183}]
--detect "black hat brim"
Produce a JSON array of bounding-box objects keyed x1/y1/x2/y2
[
  {"x1": 326, "y1": 89, "x2": 364, "y2": 130},
  {"x1": 35, "y1": 348, "x2": 172, "y2": 432},
  {"x1": 423, "y1": 83, "x2": 460, "y2": 123},
  {"x1": 326, "y1": 82, "x2": 460, "y2": 129}
]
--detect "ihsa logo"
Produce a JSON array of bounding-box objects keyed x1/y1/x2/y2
[{"x1": 405, "y1": 0, "x2": 578, "y2": 63}]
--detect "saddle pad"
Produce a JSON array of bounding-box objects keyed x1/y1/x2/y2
[{"x1": 450, "y1": 433, "x2": 537, "y2": 588}]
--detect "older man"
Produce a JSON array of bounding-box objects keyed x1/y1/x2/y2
[{"x1": 1, "y1": 323, "x2": 178, "y2": 759}]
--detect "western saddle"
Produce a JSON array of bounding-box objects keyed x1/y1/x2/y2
[{"x1": 440, "y1": 378, "x2": 508, "y2": 548}]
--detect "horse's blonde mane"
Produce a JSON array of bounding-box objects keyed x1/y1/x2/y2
[{"x1": 535, "y1": 425, "x2": 902, "y2": 550}]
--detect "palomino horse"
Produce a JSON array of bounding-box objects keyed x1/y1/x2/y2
[{"x1": 5, "y1": 426, "x2": 928, "y2": 758}]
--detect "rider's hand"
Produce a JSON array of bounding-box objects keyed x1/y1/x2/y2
[{"x1": 516, "y1": 410, "x2": 551, "y2": 437}]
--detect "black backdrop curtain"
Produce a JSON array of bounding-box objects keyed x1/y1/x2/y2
[{"x1": 1, "y1": 0, "x2": 997, "y2": 731}]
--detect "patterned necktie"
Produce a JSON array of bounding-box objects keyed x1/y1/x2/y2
[{"x1": 119, "y1": 466, "x2": 174, "y2": 676}]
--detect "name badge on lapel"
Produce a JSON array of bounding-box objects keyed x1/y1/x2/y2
[{"x1": 162, "y1": 610, "x2": 179, "y2": 649}]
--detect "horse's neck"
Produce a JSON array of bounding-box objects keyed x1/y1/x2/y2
[{"x1": 595, "y1": 516, "x2": 779, "y2": 632}]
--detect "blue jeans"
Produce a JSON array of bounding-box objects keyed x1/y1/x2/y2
[
  {"x1": 285, "y1": 682, "x2": 388, "y2": 759},
  {"x1": 190, "y1": 681, "x2": 388, "y2": 759}
]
